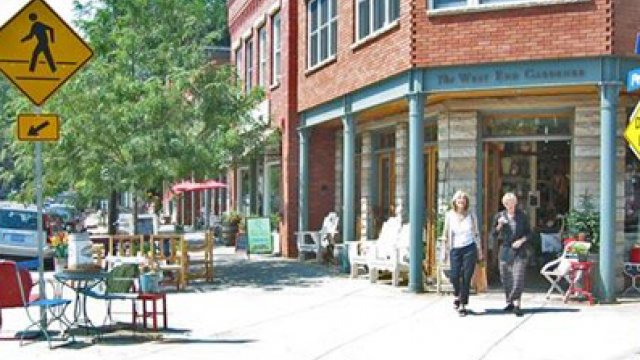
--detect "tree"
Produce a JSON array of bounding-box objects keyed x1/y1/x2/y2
[{"x1": 0, "y1": 0, "x2": 266, "y2": 233}]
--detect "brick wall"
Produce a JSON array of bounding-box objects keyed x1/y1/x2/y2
[
  {"x1": 307, "y1": 127, "x2": 337, "y2": 231},
  {"x1": 414, "y1": 0, "x2": 612, "y2": 67},
  {"x1": 613, "y1": 0, "x2": 640, "y2": 56},
  {"x1": 229, "y1": 0, "x2": 301, "y2": 257},
  {"x1": 297, "y1": 0, "x2": 413, "y2": 111}
]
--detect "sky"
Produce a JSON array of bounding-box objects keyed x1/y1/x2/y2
[{"x1": 0, "y1": 0, "x2": 76, "y2": 27}]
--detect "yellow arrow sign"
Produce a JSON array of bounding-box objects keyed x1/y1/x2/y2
[
  {"x1": 17, "y1": 113, "x2": 59, "y2": 141},
  {"x1": 624, "y1": 103, "x2": 640, "y2": 160},
  {"x1": 0, "y1": 0, "x2": 93, "y2": 106}
]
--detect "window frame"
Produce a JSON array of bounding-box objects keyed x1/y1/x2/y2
[
  {"x1": 307, "y1": 0, "x2": 338, "y2": 69},
  {"x1": 429, "y1": 0, "x2": 567, "y2": 11},
  {"x1": 355, "y1": 0, "x2": 400, "y2": 41},
  {"x1": 258, "y1": 26, "x2": 267, "y2": 88},
  {"x1": 245, "y1": 37, "x2": 254, "y2": 91},
  {"x1": 234, "y1": 46, "x2": 242, "y2": 84},
  {"x1": 271, "y1": 12, "x2": 282, "y2": 85}
]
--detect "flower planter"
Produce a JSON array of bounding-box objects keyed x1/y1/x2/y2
[
  {"x1": 140, "y1": 273, "x2": 161, "y2": 293},
  {"x1": 221, "y1": 223, "x2": 238, "y2": 246},
  {"x1": 54, "y1": 257, "x2": 67, "y2": 273}
]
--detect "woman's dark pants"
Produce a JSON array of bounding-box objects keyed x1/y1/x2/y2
[{"x1": 450, "y1": 243, "x2": 478, "y2": 305}]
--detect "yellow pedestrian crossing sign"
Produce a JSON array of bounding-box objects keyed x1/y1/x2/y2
[
  {"x1": 17, "y1": 113, "x2": 59, "y2": 141},
  {"x1": 0, "y1": 0, "x2": 93, "y2": 106},
  {"x1": 624, "y1": 103, "x2": 640, "y2": 160}
]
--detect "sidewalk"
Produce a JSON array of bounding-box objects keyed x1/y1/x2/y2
[{"x1": 1, "y1": 248, "x2": 639, "y2": 360}]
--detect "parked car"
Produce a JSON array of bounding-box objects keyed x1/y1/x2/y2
[
  {"x1": 45, "y1": 203, "x2": 79, "y2": 232},
  {"x1": 0, "y1": 202, "x2": 52, "y2": 259}
]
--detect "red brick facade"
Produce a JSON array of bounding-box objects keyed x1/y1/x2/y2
[
  {"x1": 229, "y1": 0, "x2": 301, "y2": 257},
  {"x1": 296, "y1": 0, "x2": 640, "y2": 112}
]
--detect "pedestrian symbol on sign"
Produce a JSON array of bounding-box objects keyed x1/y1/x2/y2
[
  {"x1": 0, "y1": 0, "x2": 93, "y2": 106},
  {"x1": 21, "y1": 13, "x2": 56, "y2": 73}
]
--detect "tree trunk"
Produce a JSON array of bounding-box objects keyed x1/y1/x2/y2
[
  {"x1": 108, "y1": 190, "x2": 118, "y2": 235},
  {"x1": 133, "y1": 194, "x2": 139, "y2": 235}
]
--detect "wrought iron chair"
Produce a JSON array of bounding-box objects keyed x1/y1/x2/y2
[{"x1": 0, "y1": 260, "x2": 73, "y2": 348}]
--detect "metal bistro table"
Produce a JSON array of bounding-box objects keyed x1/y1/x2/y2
[{"x1": 54, "y1": 269, "x2": 108, "y2": 340}]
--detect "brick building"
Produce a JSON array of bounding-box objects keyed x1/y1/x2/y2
[{"x1": 230, "y1": 0, "x2": 640, "y2": 299}]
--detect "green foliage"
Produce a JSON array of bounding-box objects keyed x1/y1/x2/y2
[
  {"x1": 565, "y1": 191, "x2": 600, "y2": 251},
  {"x1": 436, "y1": 198, "x2": 450, "y2": 241},
  {"x1": 0, "y1": 0, "x2": 268, "y2": 207},
  {"x1": 223, "y1": 211, "x2": 243, "y2": 226},
  {"x1": 269, "y1": 212, "x2": 281, "y2": 231}
]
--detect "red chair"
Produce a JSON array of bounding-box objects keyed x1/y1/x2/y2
[{"x1": 0, "y1": 260, "x2": 73, "y2": 348}]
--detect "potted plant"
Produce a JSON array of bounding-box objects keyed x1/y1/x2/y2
[
  {"x1": 221, "y1": 211, "x2": 242, "y2": 246},
  {"x1": 565, "y1": 191, "x2": 600, "y2": 252},
  {"x1": 50, "y1": 231, "x2": 69, "y2": 272},
  {"x1": 139, "y1": 262, "x2": 161, "y2": 293},
  {"x1": 566, "y1": 240, "x2": 591, "y2": 262}
]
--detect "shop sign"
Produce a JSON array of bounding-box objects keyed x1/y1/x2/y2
[
  {"x1": 624, "y1": 103, "x2": 640, "y2": 160},
  {"x1": 629, "y1": 68, "x2": 640, "y2": 93}
]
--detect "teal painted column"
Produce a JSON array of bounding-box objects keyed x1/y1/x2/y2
[
  {"x1": 342, "y1": 114, "x2": 356, "y2": 242},
  {"x1": 599, "y1": 81, "x2": 620, "y2": 303},
  {"x1": 298, "y1": 128, "x2": 309, "y2": 234},
  {"x1": 408, "y1": 92, "x2": 425, "y2": 293}
]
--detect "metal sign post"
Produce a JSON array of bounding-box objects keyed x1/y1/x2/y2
[{"x1": 34, "y1": 106, "x2": 46, "y2": 328}]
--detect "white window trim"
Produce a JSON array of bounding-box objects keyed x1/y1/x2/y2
[
  {"x1": 304, "y1": 54, "x2": 337, "y2": 75},
  {"x1": 245, "y1": 38, "x2": 254, "y2": 91},
  {"x1": 258, "y1": 27, "x2": 267, "y2": 88},
  {"x1": 271, "y1": 12, "x2": 282, "y2": 87},
  {"x1": 355, "y1": 0, "x2": 399, "y2": 42},
  {"x1": 427, "y1": 0, "x2": 590, "y2": 16},
  {"x1": 351, "y1": 19, "x2": 399, "y2": 51},
  {"x1": 307, "y1": 0, "x2": 338, "y2": 70}
]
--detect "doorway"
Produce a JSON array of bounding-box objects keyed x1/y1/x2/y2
[{"x1": 483, "y1": 140, "x2": 571, "y2": 283}]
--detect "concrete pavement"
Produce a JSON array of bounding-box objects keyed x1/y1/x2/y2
[{"x1": 2, "y1": 246, "x2": 640, "y2": 360}]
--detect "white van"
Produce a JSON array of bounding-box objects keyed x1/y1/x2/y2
[{"x1": 0, "y1": 203, "x2": 52, "y2": 259}]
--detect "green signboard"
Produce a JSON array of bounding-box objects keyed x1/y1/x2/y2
[{"x1": 247, "y1": 217, "x2": 272, "y2": 254}]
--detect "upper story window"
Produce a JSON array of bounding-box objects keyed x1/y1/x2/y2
[
  {"x1": 357, "y1": 0, "x2": 400, "y2": 40},
  {"x1": 245, "y1": 37, "x2": 254, "y2": 91},
  {"x1": 272, "y1": 12, "x2": 282, "y2": 84},
  {"x1": 234, "y1": 46, "x2": 242, "y2": 82},
  {"x1": 308, "y1": 0, "x2": 337, "y2": 68},
  {"x1": 431, "y1": 0, "x2": 548, "y2": 10},
  {"x1": 258, "y1": 26, "x2": 267, "y2": 87}
]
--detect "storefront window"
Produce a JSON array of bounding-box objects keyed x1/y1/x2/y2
[{"x1": 483, "y1": 114, "x2": 572, "y2": 137}]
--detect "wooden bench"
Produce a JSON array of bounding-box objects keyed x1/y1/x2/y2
[
  {"x1": 148, "y1": 234, "x2": 186, "y2": 290},
  {"x1": 182, "y1": 231, "x2": 214, "y2": 283}
]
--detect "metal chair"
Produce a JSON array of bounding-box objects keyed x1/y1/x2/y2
[
  {"x1": 81, "y1": 263, "x2": 139, "y2": 327},
  {"x1": 0, "y1": 260, "x2": 73, "y2": 348},
  {"x1": 622, "y1": 262, "x2": 640, "y2": 296}
]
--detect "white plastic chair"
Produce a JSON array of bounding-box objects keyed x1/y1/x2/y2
[
  {"x1": 368, "y1": 222, "x2": 412, "y2": 286},
  {"x1": 296, "y1": 212, "x2": 340, "y2": 261},
  {"x1": 540, "y1": 240, "x2": 589, "y2": 299}
]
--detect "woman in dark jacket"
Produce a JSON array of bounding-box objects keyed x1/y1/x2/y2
[{"x1": 490, "y1": 192, "x2": 532, "y2": 317}]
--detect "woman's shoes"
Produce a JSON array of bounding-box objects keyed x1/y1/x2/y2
[
  {"x1": 458, "y1": 308, "x2": 468, "y2": 317},
  {"x1": 453, "y1": 299, "x2": 460, "y2": 310},
  {"x1": 503, "y1": 303, "x2": 515, "y2": 312},
  {"x1": 513, "y1": 306, "x2": 523, "y2": 317}
]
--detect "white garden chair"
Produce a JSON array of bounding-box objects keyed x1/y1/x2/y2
[
  {"x1": 368, "y1": 222, "x2": 412, "y2": 286},
  {"x1": 296, "y1": 212, "x2": 339, "y2": 261},
  {"x1": 540, "y1": 240, "x2": 589, "y2": 298},
  {"x1": 349, "y1": 216, "x2": 402, "y2": 279}
]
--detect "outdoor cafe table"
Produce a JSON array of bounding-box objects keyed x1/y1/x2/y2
[{"x1": 54, "y1": 270, "x2": 108, "y2": 339}]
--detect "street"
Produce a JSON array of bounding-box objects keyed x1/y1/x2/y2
[{"x1": 1, "y1": 246, "x2": 640, "y2": 360}]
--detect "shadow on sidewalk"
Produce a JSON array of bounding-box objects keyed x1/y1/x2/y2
[
  {"x1": 185, "y1": 256, "x2": 340, "y2": 293},
  {"x1": 469, "y1": 307, "x2": 580, "y2": 316}
]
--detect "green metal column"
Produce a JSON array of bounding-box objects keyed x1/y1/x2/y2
[
  {"x1": 408, "y1": 92, "x2": 425, "y2": 293},
  {"x1": 298, "y1": 127, "x2": 309, "y2": 233},
  {"x1": 342, "y1": 114, "x2": 356, "y2": 244},
  {"x1": 599, "y1": 80, "x2": 620, "y2": 303}
]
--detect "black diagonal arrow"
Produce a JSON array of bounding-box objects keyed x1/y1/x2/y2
[{"x1": 28, "y1": 121, "x2": 50, "y2": 136}]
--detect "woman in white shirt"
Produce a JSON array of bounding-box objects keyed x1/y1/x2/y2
[{"x1": 441, "y1": 190, "x2": 483, "y2": 316}]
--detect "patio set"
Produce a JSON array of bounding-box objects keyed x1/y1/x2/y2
[{"x1": 0, "y1": 231, "x2": 215, "y2": 349}]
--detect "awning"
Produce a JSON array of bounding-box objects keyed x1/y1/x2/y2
[{"x1": 171, "y1": 179, "x2": 227, "y2": 194}]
